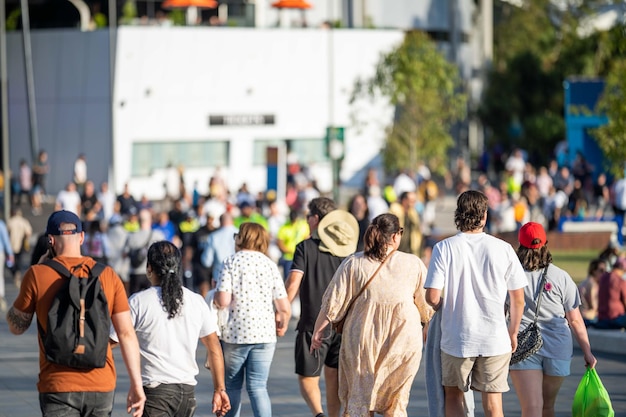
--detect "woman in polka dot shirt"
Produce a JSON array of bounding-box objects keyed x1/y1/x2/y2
[{"x1": 215, "y1": 222, "x2": 291, "y2": 417}]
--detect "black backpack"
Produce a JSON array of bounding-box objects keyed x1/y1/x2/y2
[{"x1": 37, "y1": 260, "x2": 110, "y2": 369}]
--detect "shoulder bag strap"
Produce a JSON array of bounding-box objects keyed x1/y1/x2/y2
[
  {"x1": 342, "y1": 249, "x2": 395, "y2": 317},
  {"x1": 531, "y1": 266, "x2": 549, "y2": 325}
]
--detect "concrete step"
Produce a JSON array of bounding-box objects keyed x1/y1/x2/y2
[{"x1": 578, "y1": 328, "x2": 626, "y2": 356}]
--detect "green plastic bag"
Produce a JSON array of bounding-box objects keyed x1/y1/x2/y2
[{"x1": 572, "y1": 368, "x2": 614, "y2": 417}]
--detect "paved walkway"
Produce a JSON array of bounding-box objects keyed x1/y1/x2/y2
[{"x1": 1, "y1": 284, "x2": 625, "y2": 417}]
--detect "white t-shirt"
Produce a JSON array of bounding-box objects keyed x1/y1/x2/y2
[
  {"x1": 505, "y1": 155, "x2": 525, "y2": 186},
  {"x1": 74, "y1": 158, "x2": 87, "y2": 184},
  {"x1": 112, "y1": 286, "x2": 218, "y2": 387},
  {"x1": 217, "y1": 250, "x2": 287, "y2": 344},
  {"x1": 425, "y1": 232, "x2": 527, "y2": 357},
  {"x1": 56, "y1": 190, "x2": 81, "y2": 215}
]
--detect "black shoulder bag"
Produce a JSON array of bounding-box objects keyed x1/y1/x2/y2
[{"x1": 510, "y1": 266, "x2": 548, "y2": 365}]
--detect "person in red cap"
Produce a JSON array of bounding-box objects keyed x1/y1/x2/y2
[{"x1": 510, "y1": 221, "x2": 597, "y2": 417}]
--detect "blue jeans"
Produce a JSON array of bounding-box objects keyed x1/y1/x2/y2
[
  {"x1": 221, "y1": 341, "x2": 276, "y2": 417},
  {"x1": 39, "y1": 391, "x2": 115, "y2": 417},
  {"x1": 143, "y1": 383, "x2": 196, "y2": 417}
]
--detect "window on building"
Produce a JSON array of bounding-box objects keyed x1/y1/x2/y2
[
  {"x1": 253, "y1": 139, "x2": 326, "y2": 166},
  {"x1": 132, "y1": 141, "x2": 229, "y2": 177}
]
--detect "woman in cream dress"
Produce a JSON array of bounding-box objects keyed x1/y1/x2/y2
[{"x1": 311, "y1": 213, "x2": 434, "y2": 417}]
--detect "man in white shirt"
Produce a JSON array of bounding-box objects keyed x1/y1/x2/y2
[
  {"x1": 425, "y1": 190, "x2": 527, "y2": 417},
  {"x1": 97, "y1": 181, "x2": 117, "y2": 224},
  {"x1": 74, "y1": 153, "x2": 88, "y2": 193},
  {"x1": 505, "y1": 148, "x2": 526, "y2": 191},
  {"x1": 55, "y1": 182, "x2": 82, "y2": 216}
]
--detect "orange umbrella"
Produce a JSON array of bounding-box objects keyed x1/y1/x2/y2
[
  {"x1": 162, "y1": 0, "x2": 217, "y2": 9},
  {"x1": 271, "y1": 0, "x2": 312, "y2": 9}
]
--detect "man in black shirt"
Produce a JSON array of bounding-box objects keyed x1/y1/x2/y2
[{"x1": 285, "y1": 198, "x2": 358, "y2": 417}]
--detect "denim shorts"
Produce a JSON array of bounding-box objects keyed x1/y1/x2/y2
[{"x1": 509, "y1": 353, "x2": 571, "y2": 377}]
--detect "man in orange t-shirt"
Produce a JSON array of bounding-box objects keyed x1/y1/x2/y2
[{"x1": 6, "y1": 210, "x2": 145, "y2": 417}]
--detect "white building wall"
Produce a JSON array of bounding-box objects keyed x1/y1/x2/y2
[
  {"x1": 6, "y1": 22, "x2": 477, "y2": 201},
  {"x1": 113, "y1": 27, "x2": 403, "y2": 199}
]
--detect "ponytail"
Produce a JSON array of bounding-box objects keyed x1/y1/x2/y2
[
  {"x1": 364, "y1": 213, "x2": 400, "y2": 262},
  {"x1": 147, "y1": 241, "x2": 184, "y2": 319}
]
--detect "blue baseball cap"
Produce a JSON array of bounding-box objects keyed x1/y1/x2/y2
[{"x1": 46, "y1": 210, "x2": 83, "y2": 235}]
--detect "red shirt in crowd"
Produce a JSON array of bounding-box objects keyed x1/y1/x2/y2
[{"x1": 597, "y1": 269, "x2": 626, "y2": 320}]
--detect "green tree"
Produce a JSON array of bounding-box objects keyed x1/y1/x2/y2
[
  {"x1": 592, "y1": 59, "x2": 626, "y2": 177},
  {"x1": 350, "y1": 31, "x2": 466, "y2": 176},
  {"x1": 480, "y1": 0, "x2": 624, "y2": 164}
]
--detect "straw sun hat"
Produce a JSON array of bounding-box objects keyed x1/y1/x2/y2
[{"x1": 317, "y1": 209, "x2": 359, "y2": 257}]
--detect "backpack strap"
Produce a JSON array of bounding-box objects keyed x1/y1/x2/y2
[
  {"x1": 89, "y1": 262, "x2": 106, "y2": 280},
  {"x1": 37, "y1": 259, "x2": 73, "y2": 341},
  {"x1": 41, "y1": 260, "x2": 106, "y2": 305},
  {"x1": 41, "y1": 259, "x2": 71, "y2": 279},
  {"x1": 74, "y1": 262, "x2": 106, "y2": 355},
  {"x1": 42, "y1": 259, "x2": 106, "y2": 280}
]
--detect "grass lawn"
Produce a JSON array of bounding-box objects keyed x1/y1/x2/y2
[{"x1": 551, "y1": 250, "x2": 600, "y2": 284}]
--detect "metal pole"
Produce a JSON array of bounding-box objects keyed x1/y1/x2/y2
[
  {"x1": 109, "y1": 0, "x2": 117, "y2": 190},
  {"x1": 345, "y1": 0, "x2": 353, "y2": 28},
  {"x1": 1, "y1": 0, "x2": 11, "y2": 219},
  {"x1": 327, "y1": 0, "x2": 339, "y2": 203},
  {"x1": 20, "y1": 0, "x2": 39, "y2": 163}
]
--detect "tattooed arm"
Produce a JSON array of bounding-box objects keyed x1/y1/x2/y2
[{"x1": 7, "y1": 307, "x2": 34, "y2": 335}]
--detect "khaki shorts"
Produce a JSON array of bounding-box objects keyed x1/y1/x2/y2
[{"x1": 441, "y1": 351, "x2": 511, "y2": 393}]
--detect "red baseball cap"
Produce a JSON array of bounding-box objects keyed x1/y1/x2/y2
[{"x1": 518, "y1": 222, "x2": 547, "y2": 249}]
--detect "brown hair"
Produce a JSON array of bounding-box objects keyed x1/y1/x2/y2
[
  {"x1": 454, "y1": 190, "x2": 488, "y2": 232},
  {"x1": 587, "y1": 258, "x2": 604, "y2": 276},
  {"x1": 235, "y1": 222, "x2": 269, "y2": 254},
  {"x1": 516, "y1": 244, "x2": 552, "y2": 271},
  {"x1": 308, "y1": 197, "x2": 337, "y2": 220},
  {"x1": 364, "y1": 213, "x2": 400, "y2": 262}
]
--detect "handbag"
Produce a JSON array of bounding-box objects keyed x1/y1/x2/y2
[
  {"x1": 510, "y1": 266, "x2": 548, "y2": 365},
  {"x1": 572, "y1": 368, "x2": 615, "y2": 417},
  {"x1": 331, "y1": 250, "x2": 394, "y2": 334}
]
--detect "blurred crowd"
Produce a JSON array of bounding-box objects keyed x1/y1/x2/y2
[
  {"x1": 462, "y1": 149, "x2": 623, "y2": 240},
  {"x1": 1, "y1": 146, "x2": 625, "y2": 331},
  {"x1": 578, "y1": 244, "x2": 626, "y2": 330}
]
